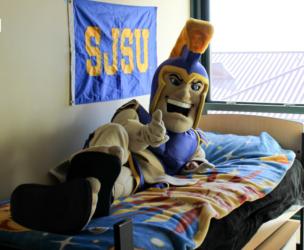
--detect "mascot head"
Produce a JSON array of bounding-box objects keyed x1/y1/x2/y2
[{"x1": 149, "y1": 19, "x2": 213, "y2": 133}]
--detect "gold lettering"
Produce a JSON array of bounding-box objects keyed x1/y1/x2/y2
[
  {"x1": 120, "y1": 28, "x2": 134, "y2": 74},
  {"x1": 135, "y1": 29, "x2": 149, "y2": 73},
  {"x1": 104, "y1": 28, "x2": 119, "y2": 75},
  {"x1": 85, "y1": 26, "x2": 101, "y2": 76}
]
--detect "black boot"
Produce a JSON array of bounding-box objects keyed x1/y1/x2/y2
[
  {"x1": 67, "y1": 151, "x2": 121, "y2": 217},
  {"x1": 11, "y1": 178, "x2": 93, "y2": 235}
]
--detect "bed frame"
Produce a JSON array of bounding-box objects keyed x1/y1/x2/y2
[
  {"x1": 200, "y1": 114, "x2": 303, "y2": 161},
  {"x1": 113, "y1": 114, "x2": 304, "y2": 250}
]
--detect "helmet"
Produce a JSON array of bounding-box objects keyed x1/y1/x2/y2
[{"x1": 149, "y1": 19, "x2": 213, "y2": 132}]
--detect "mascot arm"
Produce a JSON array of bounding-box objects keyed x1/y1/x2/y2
[{"x1": 112, "y1": 108, "x2": 169, "y2": 152}]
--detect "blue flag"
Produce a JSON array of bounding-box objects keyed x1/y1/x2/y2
[{"x1": 70, "y1": 0, "x2": 157, "y2": 104}]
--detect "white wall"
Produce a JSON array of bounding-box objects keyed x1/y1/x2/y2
[{"x1": 0, "y1": 0, "x2": 189, "y2": 199}]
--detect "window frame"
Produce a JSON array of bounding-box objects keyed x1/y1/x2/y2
[{"x1": 190, "y1": 0, "x2": 304, "y2": 115}]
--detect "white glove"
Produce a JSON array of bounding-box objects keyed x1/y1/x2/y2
[
  {"x1": 181, "y1": 160, "x2": 215, "y2": 174},
  {"x1": 143, "y1": 109, "x2": 169, "y2": 147},
  {"x1": 118, "y1": 109, "x2": 169, "y2": 152}
]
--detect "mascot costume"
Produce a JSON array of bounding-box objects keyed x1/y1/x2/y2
[{"x1": 10, "y1": 19, "x2": 214, "y2": 235}]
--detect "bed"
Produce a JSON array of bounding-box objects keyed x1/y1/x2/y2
[{"x1": 0, "y1": 114, "x2": 303, "y2": 250}]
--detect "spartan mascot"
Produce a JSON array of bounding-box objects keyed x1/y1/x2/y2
[{"x1": 11, "y1": 19, "x2": 214, "y2": 234}]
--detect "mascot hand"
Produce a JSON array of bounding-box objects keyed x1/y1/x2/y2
[
  {"x1": 181, "y1": 160, "x2": 215, "y2": 174},
  {"x1": 144, "y1": 109, "x2": 169, "y2": 147}
]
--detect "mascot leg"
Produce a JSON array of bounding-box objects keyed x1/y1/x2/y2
[
  {"x1": 67, "y1": 149, "x2": 122, "y2": 217},
  {"x1": 112, "y1": 166, "x2": 134, "y2": 200},
  {"x1": 10, "y1": 123, "x2": 130, "y2": 234}
]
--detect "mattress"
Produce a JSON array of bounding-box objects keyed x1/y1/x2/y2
[{"x1": 199, "y1": 159, "x2": 304, "y2": 250}]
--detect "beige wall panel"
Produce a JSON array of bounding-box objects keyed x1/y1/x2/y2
[{"x1": 0, "y1": 0, "x2": 190, "y2": 199}]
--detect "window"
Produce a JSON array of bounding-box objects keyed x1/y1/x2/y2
[{"x1": 191, "y1": 0, "x2": 304, "y2": 121}]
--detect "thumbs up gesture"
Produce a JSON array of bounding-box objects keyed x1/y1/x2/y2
[{"x1": 143, "y1": 109, "x2": 169, "y2": 147}]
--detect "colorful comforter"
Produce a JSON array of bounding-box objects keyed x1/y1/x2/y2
[{"x1": 0, "y1": 132, "x2": 295, "y2": 250}]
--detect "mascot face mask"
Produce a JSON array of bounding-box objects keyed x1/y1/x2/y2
[{"x1": 150, "y1": 19, "x2": 213, "y2": 133}]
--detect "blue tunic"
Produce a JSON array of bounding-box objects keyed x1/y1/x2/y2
[{"x1": 149, "y1": 130, "x2": 199, "y2": 175}]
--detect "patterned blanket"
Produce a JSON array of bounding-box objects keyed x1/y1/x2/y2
[{"x1": 0, "y1": 132, "x2": 295, "y2": 250}]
